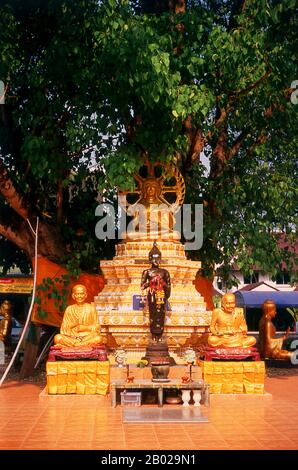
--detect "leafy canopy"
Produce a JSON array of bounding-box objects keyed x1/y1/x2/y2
[{"x1": 0, "y1": 0, "x2": 297, "y2": 282}]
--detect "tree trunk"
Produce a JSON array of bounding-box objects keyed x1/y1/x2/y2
[
  {"x1": 0, "y1": 216, "x2": 66, "y2": 262},
  {"x1": 141, "y1": 0, "x2": 186, "y2": 14},
  {"x1": 0, "y1": 157, "x2": 66, "y2": 262},
  {"x1": 19, "y1": 324, "x2": 41, "y2": 379}
]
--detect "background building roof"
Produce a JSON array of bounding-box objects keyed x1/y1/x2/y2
[{"x1": 235, "y1": 291, "x2": 298, "y2": 308}]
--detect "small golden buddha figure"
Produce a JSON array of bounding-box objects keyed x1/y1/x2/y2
[
  {"x1": 128, "y1": 178, "x2": 178, "y2": 241},
  {"x1": 208, "y1": 293, "x2": 256, "y2": 348},
  {"x1": 0, "y1": 299, "x2": 13, "y2": 345},
  {"x1": 259, "y1": 300, "x2": 292, "y2": 360},
  {"x1": 120, "y1": 162, "x2": 185, "y2": 241},
  {"x1": 54, "y1": 284, "x2": 106, "y2": 348}
]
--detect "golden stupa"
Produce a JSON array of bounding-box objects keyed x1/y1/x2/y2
[{"x1": 95, "y1": 162, "x2": 211, "y2": 350}]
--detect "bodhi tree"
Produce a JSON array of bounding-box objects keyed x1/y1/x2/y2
[{"x1": 0, "y1": 0, "x2": 297, "y2": 288}]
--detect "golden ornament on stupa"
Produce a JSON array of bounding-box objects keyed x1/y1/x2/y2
[{"x1": 119, "y1": 161, "x2": 185, "y2": 241}]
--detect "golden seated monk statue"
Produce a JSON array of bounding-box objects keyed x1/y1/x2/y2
[
  {"x1": 0, "y1": 299, "x2": 13, "y2": 345},
  {"x1": 54, "y1": 284, "x2": 106, "y2": 348},
  {"x1": 259, "y1": 300, "x2": 292, "y2": 360},
  {"x1": 208, "y1": 293, "x2": 256, "y2": 349}
]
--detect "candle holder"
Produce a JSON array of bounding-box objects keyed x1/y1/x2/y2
[
  {"x1": 126, "y1": 363, "x2": 135, "y2": 383},
  {"x1": 184, "y1": 347, "x2": 196, "y2": 382},
  {"x1": 187, "y1": 362, "x2": 194, "y2": 382}
]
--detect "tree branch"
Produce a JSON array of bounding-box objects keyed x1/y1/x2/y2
[
  {"x1": 211, "y1": 67, "x2": 272, "y2": 139},
  {"x1": 228, "y1": 132, "x2": 246, "y2": 159},
  {"x1": 212, "y1": 95, "x2": 234, "y2": 134},
  {"x1": 182, "y1": 116, "x2": 206, "y2": 174},
  {"x1": 56, "y1": 179, "x2": 63, "y2": 224},
  {"x1": 213, "y1": 127, "x2": 228, "y2": 163},
  {"x1": 214, "y1": 105, "x2": 232, "y2": 129},
  {"x1": 228, "y1": 0, "x2": 247, "y2": 31},
  {"x1": 0, "y1": 218, "x2": 34, "y2": 257},
  {"x1": 246, "y1": 132, "x2": 268, "y2": 157},
  {"x1": 232, "y1": 67, "x2": 272, "y2": 98},
  {"x1": 68, "y1": 145, "x2": 97, "y2": 162},
  {"x1": 190, "y1": 128, "x2": 205, "y2": 159},
  {"x1": 0, "y1": 159, "x2": 29, "y2": 220},
  {"x1": 0, "y1": 203, "x2": 66, "y2": 260},
  {"x1": 213, "y1": 80, "x2": 291, "y2": 165},
  {"x1": 0, "y1": 159, "x2": 66, "y2": 259},
  {"x1": 170, "y1": 0, "x2": 186, "y2": 14}
]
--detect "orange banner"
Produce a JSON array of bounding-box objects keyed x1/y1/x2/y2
[{"x1": 31, "y1": 256, "x2": 105, "y2": 328}]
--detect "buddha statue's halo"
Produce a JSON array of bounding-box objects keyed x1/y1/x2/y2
[{"x1": 118, "y1": 161, "x2": 185, "y2": 213}]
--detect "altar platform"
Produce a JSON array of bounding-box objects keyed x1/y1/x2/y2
[
  {"x1": 46, "y1": 360, "x2": 110, "y2": 395},
  {"x1": 201, "y1": 360, "x2": 265, "y2": 394}
]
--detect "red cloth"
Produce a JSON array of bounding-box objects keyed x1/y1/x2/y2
[
  {"x1": 48, "y1": 345, "x2": 107, "y2": 362},
  {"x1": 203, "y1": 347, "x2": 260, "y2": 361}
]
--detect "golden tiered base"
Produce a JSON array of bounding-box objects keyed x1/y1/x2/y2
[
  {"x1": 95, "y1": 240, "x2": 211, "y2": 349},
  {"x1": 201, "y1": 361, "x2": 265, "y2": 394},
  {"x1": 46, "y1": 361, "x2": 110, "y2": 395}
]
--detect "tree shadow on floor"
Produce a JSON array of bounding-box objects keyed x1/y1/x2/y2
[{"x1": 265, "y1": 359, "x2": 298, "y2": 377}]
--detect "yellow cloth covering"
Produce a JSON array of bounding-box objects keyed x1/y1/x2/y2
[
  {"x1": 201, "y1": 361, "x2": 265, "y2": 394},
  {"x1": 46, "y1": 361, "x2": 110, "y2": 395}
]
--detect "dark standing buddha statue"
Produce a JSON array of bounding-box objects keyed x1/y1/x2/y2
[{"x1": 141, "y1": 242, "x2": 171, "y2": 343}]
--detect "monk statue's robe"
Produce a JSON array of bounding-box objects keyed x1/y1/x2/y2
[
  {"x1": 259, "y1": 300, "x2": 292, "y2": 360},
  {"x1": 208, "y1": 295, "x2": 256, "y2": 349},
  {"x1": 0, "y1": 300, "x2": 13, "y2": 345},
  {"x1": 54, "y1": 302, "x2": 105, "y2": 348}
]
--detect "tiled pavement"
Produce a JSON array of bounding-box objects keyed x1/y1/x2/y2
[{"x1": 0, "y1": 375, "x2": 297, "y2": 450}]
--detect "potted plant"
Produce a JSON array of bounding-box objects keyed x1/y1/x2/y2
[
  {"x1": 136, "y1": 359, "x2": 148, "y2": 368},
  {"x1": 212, "y1": 295, "x2": 222, "y2": 308}
]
